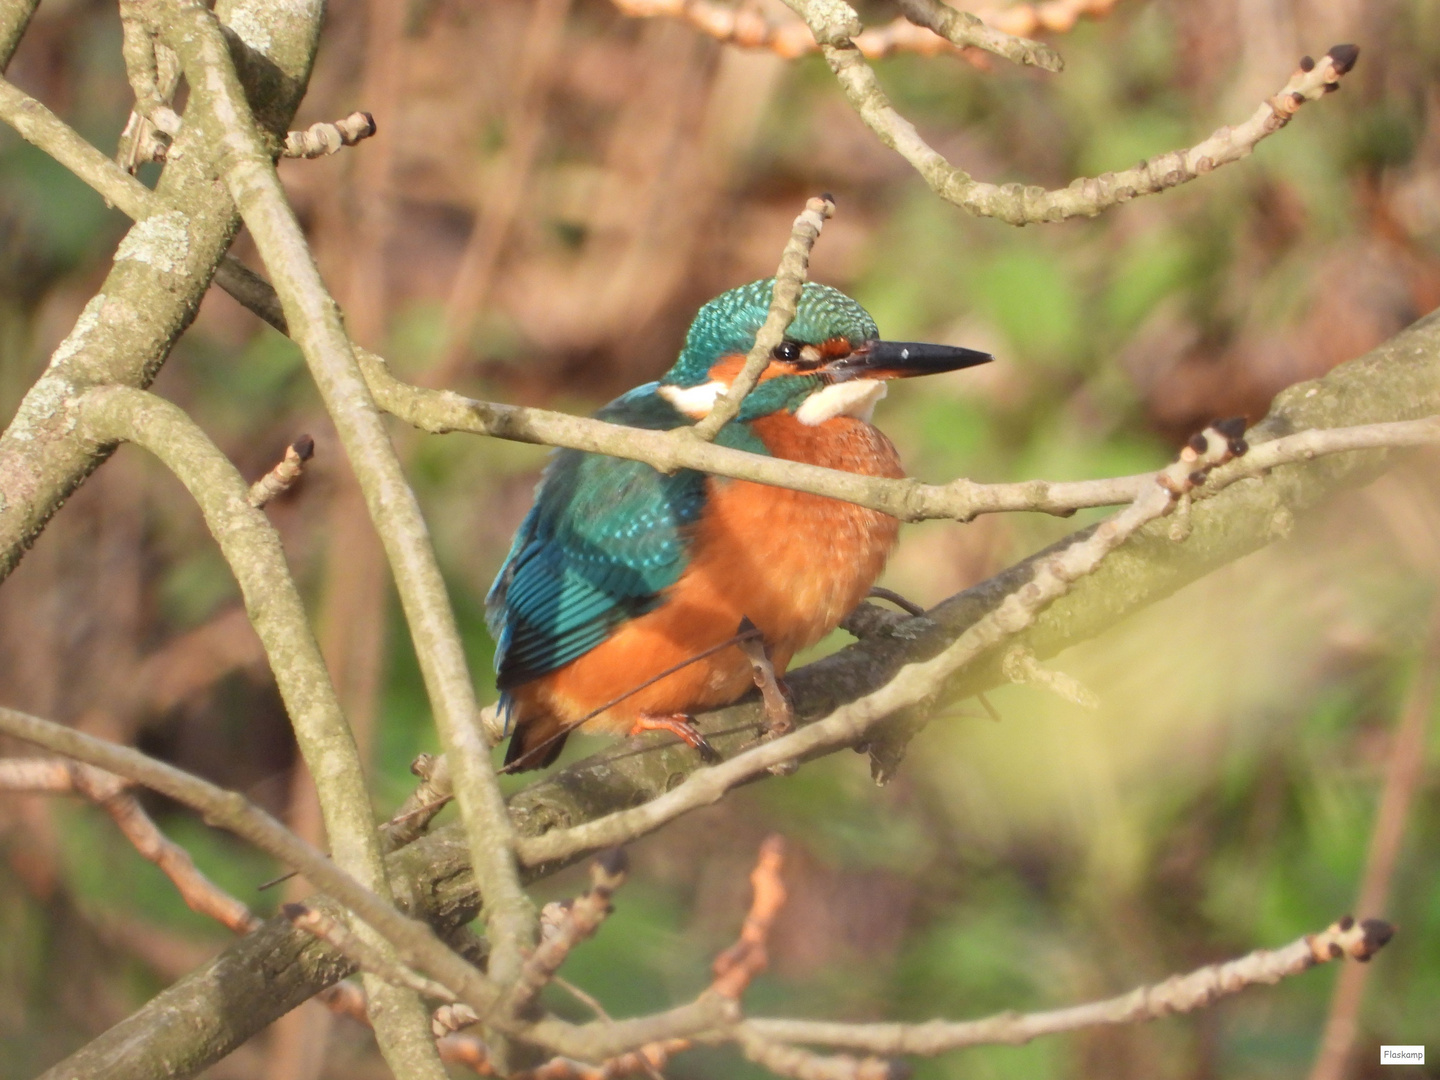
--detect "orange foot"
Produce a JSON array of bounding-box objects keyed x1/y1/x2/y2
[{"x1": 629, "y1": 713, "x2": 721, "y2": 764}]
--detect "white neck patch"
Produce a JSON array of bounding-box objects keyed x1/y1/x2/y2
[
  {"x1": 795, "y1": 379, "x2": 887, "y2": 426},
  {"x1": 658, "y1": 381, "x2": 725, "y2": 419}
]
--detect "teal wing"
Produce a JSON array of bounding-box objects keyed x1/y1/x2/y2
[{"x1": 486, "y1": 385, "x2": 708, "y2": 692}]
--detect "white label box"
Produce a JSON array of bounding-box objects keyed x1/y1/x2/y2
[{"x1": 1380, "y1": 1046, "x2": 1425, "y2": 1066}]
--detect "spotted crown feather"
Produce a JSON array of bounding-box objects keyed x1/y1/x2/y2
[{"x1": 663, "y1": 280, "x2": 878, "y2": 388}]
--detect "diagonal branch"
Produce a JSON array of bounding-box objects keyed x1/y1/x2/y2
[
  {"x1": 894, "y1": 0, "x2": 1059, "y2": 71},
  {"x1": 0, "y1": 0, "x2": 40, "y2": 72},
  {"x1": 0, "y1": 702, "x2": 501, "y2": 1018},
  {"x1": 0, "y1": 0, "x2": 321, "y2": 588}
]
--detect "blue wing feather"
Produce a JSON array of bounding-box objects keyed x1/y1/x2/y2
[{"x1": 486, "y1": 384, "x2": 712, "y2": 692}]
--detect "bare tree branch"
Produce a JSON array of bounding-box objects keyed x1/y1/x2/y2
[
  {"x1": 0, "y1": 702, "x2": 501, "y2": 1019},
  {"x1": 742, "y1": 917, "x2": 1395, "y2": 1054},
  {"x1": 0, "y1": 0, "x2": 40, "y2": 72},
  {"x1": 284, "y1": 901, "x2": 458, "y2": 1004},
  {"x1": 894, "y1": 0, "x2": 1060, "y2": 71},
  {"x1": 0, "y1": 0, "x2": 320, "y2": 586},
  {"x1": 497, "y1": 850, "x2": 630, "y2": 1021},
  {"x1": 160, "y1": 1, "x2": 536, "y2": 1008},
  {"x1": 247, "y1": 434, "x2": 314, "y2": 508},
  {"x1": 0, "y1": 758, "x2": 258, "y2": 933},
  {"x1": 782, "y1": 0, "x2": 1358, "y2": 225},
  {"x1": 73, "y1": 383, "x2": 452, "y2": 1077}
]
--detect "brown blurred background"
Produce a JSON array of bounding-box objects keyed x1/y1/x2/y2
[{"x1": 1, "y1": 0, "x2": 1438, "y2": 1077}]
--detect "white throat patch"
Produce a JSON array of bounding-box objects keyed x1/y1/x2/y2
[
  {"x1": 658, "y1": 381, "x2": 725, "y2": 419},
  {"x1": 795, "y1": 379, "x2": 887, "y2": 426}
]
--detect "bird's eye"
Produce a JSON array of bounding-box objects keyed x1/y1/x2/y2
[{"x1": 773, "y1": 340, "x2": 801, "y2": 362}]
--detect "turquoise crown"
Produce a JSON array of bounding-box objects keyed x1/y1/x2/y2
[{"x1": 662, "y1": 280, "x2": 879, "y2": 388}]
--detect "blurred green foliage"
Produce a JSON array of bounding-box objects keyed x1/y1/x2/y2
[{"x1": 2, "y1": 0, "x2": 1439, "y2": 1077}]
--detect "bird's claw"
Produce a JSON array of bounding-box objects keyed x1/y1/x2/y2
[{"x1": 630, "y1": 713, "x2": 721, "y2": 763}]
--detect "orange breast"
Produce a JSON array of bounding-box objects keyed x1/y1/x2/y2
[{"x1": 512, "y1": 414, "x2": 903, "y2": 734}]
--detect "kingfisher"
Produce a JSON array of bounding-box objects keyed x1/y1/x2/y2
[{"x1": 487, "y1": 279, "x2": 991, "y2": 770}]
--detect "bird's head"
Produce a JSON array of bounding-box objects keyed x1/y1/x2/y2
[{"x1": 658, "y1": 279, "x2": 991, "y2": 426}]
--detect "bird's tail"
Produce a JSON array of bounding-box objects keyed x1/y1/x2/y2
[{"x1": 502, "y1": 711, "x2": 569, "y2": 772}]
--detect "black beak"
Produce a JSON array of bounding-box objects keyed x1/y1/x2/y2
[{"x1": 824, "y1": 339, "x2": 993, "y2": 381}]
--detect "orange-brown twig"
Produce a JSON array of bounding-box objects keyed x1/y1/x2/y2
[
  {"x1": 318, "y1": 978, "x2": 370, "y2": 1024},
  {"x1": 713, "y1": 834, "x2": 787, "y2": 1000},
  {"x1": 500, "y1": 848, "x2": 630, "y2": 1017},
  {"x1": 0, "y1": 757, "x2": 258, "y2": 933},
  {"x1": 610, "y1": 0, "x2": 1119, "y2": 61}
]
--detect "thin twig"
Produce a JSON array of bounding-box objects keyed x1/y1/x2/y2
[
  {"x1": 0, "y1": 703, "x2": 504, "y2": 1019},
  {"x1": 357, "y1": 354, "x2": 1440, "y2": 524},
  {"x1": 690, "y1": 194, "x2": 834, "y2": 441},
  {"x1": 497, "y1": 850, "x2": 630, "y2": 1019},
  {"x1": 116, "y1": 0, "x2": 181, "y2": 170},
  {"x1": 0, "y1": 758, "x2": 258, "y2": 933},
  {"x1": 712, "y1": 836, "x2": 787, "y2": 1000},
  {"x1": 1001, "y1": 644, "x2": 1099, "y2": 709},
  {"x1": 743, "y1": 916, "x2": 1393, "y2": 1054},
  {"x1": 738, "y1": 1030, "x2": 900, "y2": 1080},
  {"x1": 1307, "y1": 607, "x2": 1440, "y2": 1080},
  {"x1": 895, "y1": 0, "x2": 1059, "y2": 71},
  {"x1": 381, "y1": 753, "x2": 456, "y2": 850},
  {"x1": 610, "y1": 0, "x2": 1117, "y2": 62},
  {"x1": 784, "y1": 0, "x2": 1359, "y2": 226}
]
